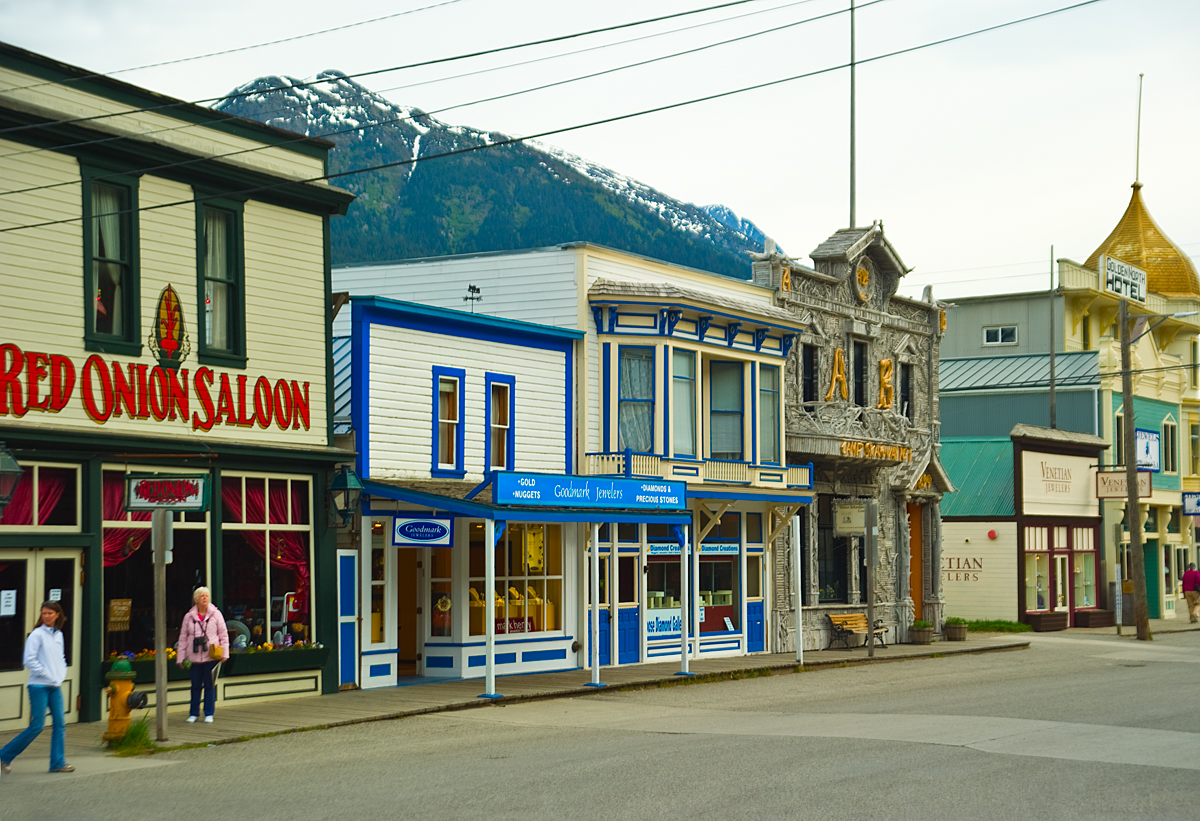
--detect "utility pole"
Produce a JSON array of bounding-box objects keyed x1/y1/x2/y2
[
  {"x1": 848, "y1": 0, "x2": 856, "y2": 229},
  {"x1": 1119, "y1": 298, "x2": 1151, "y2": 640},
  {"x1": 1049, "y1": 245, "x2": 1056, "y2": 429},
  {"x1": 152, "y1": 509, "x2": 171, "y2": 740}
]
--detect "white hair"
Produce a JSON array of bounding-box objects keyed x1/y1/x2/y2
[{"x1": 193, "y1": 586, "x2": 212, "y2": 602}]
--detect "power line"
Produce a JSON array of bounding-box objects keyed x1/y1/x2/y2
[
  {"x1": 0, "y1": 0, "x2": 1107, "y2": 235},
  {"x1": 0, "y1": 0, "x2": 472, "y2": 95},
  {"x1": 0, "y1": 0, "x2": 836, "y2": 171},
  {"x1": 1, "y1": 0, "x2": 868, "y2": 198},
  {"x1": 0, "y1": 0, "x2": 778, "y2": 138}
]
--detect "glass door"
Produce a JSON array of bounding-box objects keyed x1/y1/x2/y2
[
  {"x1": 0, "y1": 549, "x2": 82, "y2": 733},
  {"x1": 1053, "y1": 555, "x2": 1070, "y2": 612}
]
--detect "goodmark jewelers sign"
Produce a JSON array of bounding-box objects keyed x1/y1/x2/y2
[
  {"x1": 1021, "y1": 452, "x2": 1098, "y2": 517},
  {"x1": 393, "y1": 516, "x2": 453, "y2": 547},
  {"x1": 494, "y1": 472, "x2": 686, "y2": 509}
]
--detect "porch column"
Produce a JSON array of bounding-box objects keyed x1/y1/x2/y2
[
  {"x1": 679, "y1": 524, "x2": 691, "y2": 675},
  {"x1": 481, "y1": 519, "x2": 500, "y2": 698},
  {"x1": 588, "y1": 522, "x2": 604, "y2": 686},
  {"x1": 793, "y1": 513, "x2": 803, "y2": 664}
]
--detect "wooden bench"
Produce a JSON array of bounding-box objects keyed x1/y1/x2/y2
[{"x1": 826, "y1": 613, "x2": 888, "y2": 650}]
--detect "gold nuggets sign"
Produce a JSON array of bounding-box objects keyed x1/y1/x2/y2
[
  {"x1": 840, "y1": 440, "x2": 913, "y2": 461},
  {"x1": 0, "y1": 342, "x2": 311, "y2": 433}
]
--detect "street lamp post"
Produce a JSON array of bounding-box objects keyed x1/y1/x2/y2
[{"x1": 1118, "y1": 302, "x2": 1199, "y2": 641}]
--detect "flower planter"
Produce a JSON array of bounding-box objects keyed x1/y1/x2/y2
[
  {"x1": 943, "y1": 624, "x2": 968, "y2": 641},
  {"x1": 223, "y1": 647, "x2": 330, "y2": 677},
  {"x1": 101, "y1": 660, "x2": 190, "y2": 685},
  {"x1": 909, "y1": 628, "x2": 933, "y2": 645}
]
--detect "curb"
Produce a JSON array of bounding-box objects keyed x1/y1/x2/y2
[{"x1": 147, "y1": 639, "x2": 1030, "y2": 752}]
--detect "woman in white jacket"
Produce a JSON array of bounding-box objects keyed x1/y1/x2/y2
[{"x1": 0, "y1": 601, "x2": 72, "y2": 776}]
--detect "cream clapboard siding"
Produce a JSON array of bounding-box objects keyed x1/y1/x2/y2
[
  {"x1": 0, "y1": 155, "x2": 328, "y2": 447},
  {"x1": 940, "y1": 521, "x2": 1018, "y2": 620},
  {"x1": 584, "y1": 250, "x2": 771, "y2": 306},
  {"x1": 332, "y1": 250, "x2": 581, "y2": 337},
  {"x1": 367, "y1": 324, "x2": 567, "y2": 481},
  {"x1": 0, "y1": 66, "x2": 326, "y2": 183}
]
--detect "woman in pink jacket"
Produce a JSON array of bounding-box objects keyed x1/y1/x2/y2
[{"x1": 175, "y1": 587, "x2": 229, "y2": 723}]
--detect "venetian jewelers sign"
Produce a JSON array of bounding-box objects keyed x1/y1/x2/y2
[
  {"x1": 1096, "y1": 470, "x2": 1151, "y2": 499},
  {"x1": 1021, "y1": 452, "x2": 1098, "y2": 516}
]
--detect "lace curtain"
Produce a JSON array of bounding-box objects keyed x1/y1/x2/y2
[{"x1": 618, "y1": 349, "x2": 653, "y2": 453}]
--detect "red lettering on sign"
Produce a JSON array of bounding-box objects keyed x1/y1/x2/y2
[
  {"x1": 48, "y1": 355, "x2": 74, "y2": 413},
  {"x1": 253, "y1": 376, "x2": 273, "y2": 429},
  {"x1": 148, "y1": 367, "x2": 170, "y2": 421},
  {"x1": 215, "y1": 372, "x2": 237, "y2": 426},
  {"x1": 166, "y1": 368, "x2": 188, "y2": 422},
  {"x1": 192, "y1": 368, "x2": 215, "y2": 432},
  {"x1": 133, "y1": 478, "x2": 200, "y2": 505},
  {"x1": 235, "y1": 375, "x2": 254, "y2": 427},
  {"x1": 24, "y1": 351, "x2": 49, "y2": 411},
  {"x1": 80, "y1": 355, "x2": 113, "y2": 423},
  {"x1": 273, "y1": 379, "x2": 292, "y2": 430},
  {"x1": 290, "y1": 381, "x2": 309, "y2": 430},
  {"x1": 134, "y1": 364, "x2": 150, "y2": 420},
  {"x1": 0, "y1": 343, "x2": 27, "y2": 417},
  {"x1": 111, "y1": 363, "x2": 138, "y2": 418}
]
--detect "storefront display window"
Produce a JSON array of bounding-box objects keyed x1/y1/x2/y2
[
  {"x1": 369, "y1": 530, "x2": 385, "y2": 644},
  {"x1": 430, "y1": 547, "x2": 452, "y2": 638},
  {"x1": 469, "y1": 523, "x2": 562, "y2": 635},
  {"x1": 817, "y1": 498, "x2": 847, "y2": 603},
  {"x1": 101, "y1": 469, "x2": 207, "y2": 656},
  {"x1": 0, "y1": 464, "x2": 79, "y2": 528},
  {"x1": 647, "y1": 560, "x2": 680, "y2": 610},
  {"x1": 221, "y1": 474, "x2": 313, "y2": 649},
  {"x1": 1073, "y1": 554, "x2": 1096, "y2": 608},
  {"x1": 1025, "y1": 554, "x2": 1049, "y2": 611},
  {"x1": 699, "y1": 558, "x2": 736, "y2": 632}
]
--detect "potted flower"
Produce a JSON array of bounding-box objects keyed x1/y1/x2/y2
[
  {"x1": 943, "y1": 616, "x2": 968, "y2": 641},
  {"x1": 909, "y1": 619, "x2": 934, "y2": 645}
]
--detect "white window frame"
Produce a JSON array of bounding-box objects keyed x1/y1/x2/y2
[{"x1": 983, "y1": 325, "x2": 1018, "y2": 346}]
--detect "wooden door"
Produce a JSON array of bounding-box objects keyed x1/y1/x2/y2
[
  {"x1": 908, "y1": 503, "x2": 924, "y2": 620},
  {"x1": 397, "y1": 550, "x2": 420, "y2": 677}
]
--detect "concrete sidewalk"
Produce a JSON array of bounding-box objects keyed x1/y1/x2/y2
[{"x1": 0, "y1": 635, "x2": 1029, "y2": 760}]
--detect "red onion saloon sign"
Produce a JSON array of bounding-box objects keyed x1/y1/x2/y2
[
  {"x1": 0, "y1": 343, "x2": 312, "y2": 433},
  {"x1": 125, "y1": 474, "x2": 209, "y2": 511}
]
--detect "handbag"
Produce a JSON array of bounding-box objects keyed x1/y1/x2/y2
[{"x1": 209, "y1": 643, "x2": 224, "y2": 661}]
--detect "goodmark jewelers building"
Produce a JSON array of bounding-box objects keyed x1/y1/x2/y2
[{"x1": 0, "y1": 42, "x2": 354, "y2": 728}]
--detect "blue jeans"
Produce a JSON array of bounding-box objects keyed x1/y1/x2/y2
[
  {"x1": 189, "y1": 661, "x2": 217, "y2": 718},
  {"x1": 0, "y1": 684, "x2": 66, "y2": 771}
]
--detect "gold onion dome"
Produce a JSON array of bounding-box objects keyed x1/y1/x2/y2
[{"x1": 1085, "y1": 181, "x2": 1200, "y2": 298}]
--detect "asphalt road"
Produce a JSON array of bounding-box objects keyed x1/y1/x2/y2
[{"x1": 3, "y1": 632, "x2": 1198, "y2": 821}]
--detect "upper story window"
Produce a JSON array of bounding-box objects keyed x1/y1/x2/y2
[
  {"x1": 672, "y1": 350, "x2": 696, "y2": 457},
  {"x1": 759, "y1": 365, "x2": 780, "y2": 464},
  {"x1": 1081, "y1": 315, "x2": 1091, "y2": 351},
  {"x1": 198, "y1": 200, "x2": 246, "y2": 367},
  {"x1": 710, "y1": 360, "x2": 743, "y2": 461},
  {"x1": 1192, "y1": 340, "x2": 1199, "y2": 388},
  {"x1": 1163, "y1": 422, "x2": 1178, "y2": 473},
  {"x1": 746, "y1": 512, "x2": 763, "y2": 543},
  {"x1": 983, "y1": 325, "x2": 1018, "y2": 346},
  {"x1": 431, "y1": 366, "x2": 466, "y2": 476},
  {"x1": 618, "y1": 347, "x2": 654, "y2": 453},
  {"x1": 486, "y1": 374, "x2": 515, "y2": 472},
  {"x1": 1191, "y1": 423, "x2": 1199, "y2": 475},
  {"x1": 801, "y1": 344, "x2": 819, "y2": 410},
  {"x1": 900, "y1": 363, "x2": 913, "y2": 420},
  {"x1": 852, "y1": 341, "x2": 868, "y2": 408},
  {"x1": 83, "y1": 170, "x2": 140, "y2": 355}
]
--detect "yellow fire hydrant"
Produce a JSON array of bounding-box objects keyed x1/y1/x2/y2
[{"x1": 103, "y1": 658, "x2": 139, "y2": 742}]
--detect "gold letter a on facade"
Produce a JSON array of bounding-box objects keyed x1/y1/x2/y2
[
  {"x1": 825, "y1": 348, "x2": 848, "y2": 401},
  {"x1": 877, "y1": 358, "x2": 894, "y2": 409}
]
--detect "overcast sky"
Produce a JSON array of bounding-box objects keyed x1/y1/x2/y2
[{"x1": 2, "y1": 0, "x2": 1197, "y2": 299}]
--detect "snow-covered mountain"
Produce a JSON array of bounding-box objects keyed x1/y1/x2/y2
[{"x1": 215, "y1": 71, "x2": 775, "y2": 278}]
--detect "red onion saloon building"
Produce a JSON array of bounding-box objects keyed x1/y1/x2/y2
[{"x1": 0, "y1": 42, "x2": 354, "y2": 729}]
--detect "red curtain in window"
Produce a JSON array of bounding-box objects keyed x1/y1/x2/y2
[
  {"x1": 102, "y1": 473, "x2": 151, "y2": 567},
  {"x1": 0, "y1": 470, "x2": 67, "y2": 526},
  {"x1": 221, "y1": 480, "x2": 310, "y2": 616}
]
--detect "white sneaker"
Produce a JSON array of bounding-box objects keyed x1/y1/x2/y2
[
  {"x1": 203, "y1": 716, "x2": 213, "y2": 723},
  {"x1": 186, "y1": 716, "x2": 197, "y2": 723}
]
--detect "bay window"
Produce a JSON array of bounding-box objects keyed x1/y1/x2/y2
[
  {"x1": 759, "y1": 365, "x2": 780, "y2": 464},
  {"x1": 618, "y1": 347, "x2": 654, "y2": 453},
  {"x1": 672, "y1": 349, "x2": 696, "y2": 457},
  {"x1": 710, "y1": 360, "x2": 743, "y2": 461}
]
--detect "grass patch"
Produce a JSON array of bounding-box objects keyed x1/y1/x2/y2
[
  {"x1": 967, "y1": 619, "x2": 1032, "y2": 633},
  {"x1": 108, "y1": 715, "x2": 157, "y2": 756}
]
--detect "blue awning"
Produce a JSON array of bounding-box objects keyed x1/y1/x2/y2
[{"x1": 362, "y1": 480, "x2": 693, "y2": 524}]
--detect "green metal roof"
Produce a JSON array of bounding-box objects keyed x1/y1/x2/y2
[
  {"x1": 940, "y1": 438, "x2": 1014, "y2": 518},
  {"x1": 940, "y1": 350, "x2": 1098, "y2": 392}
]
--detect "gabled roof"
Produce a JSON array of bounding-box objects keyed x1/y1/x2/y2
[
  {"x1": 1084, "y1": 182, "x2": 1200, "y2": 298},
  {"x1": 940, "y1": 350, "x2": 1099, "y2": 392},
  {"x1": 940, "y1": 438, "x2": 1014, "y2": 518},
  {"x1": 809, "y1": 222, "x2": 908, "y2": 279}
]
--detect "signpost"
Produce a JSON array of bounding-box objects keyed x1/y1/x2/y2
[
  {"x1": 126, "y1": 473, "x2": 209, "y2": 742},
  {"x1": 1095, "y1": 471, "x2": 1151, "y2": 499}
]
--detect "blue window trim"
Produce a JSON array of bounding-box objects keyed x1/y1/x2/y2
[
  {"x1": 663, "y1": 346, "x2": 671, "y2": 458},
  {"x1": 750, "y1": 363, "x2": 757, "y2": 465},
  {"x1": 709, "y1": 360, "x2": 744, "y2": 461},
  {"x1": 602, "y1": 342, "x2": 611, "y2": 453},
  {"x1": 617, "y1": 345, "x2": 656, "y2": 454},
  {"x1": 759, "y1": 364, "x2": 781, "y2": 466},
  {"x1": 431, "y1": 365, "x2": 467, "y2": 478},
  {"x1": 485, "y1": 373, "x2": 516, "y2": 473}
]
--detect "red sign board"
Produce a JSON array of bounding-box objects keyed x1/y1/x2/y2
[{"x1": 125, "y1": 473, "x2": 209, "y2": 511}]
